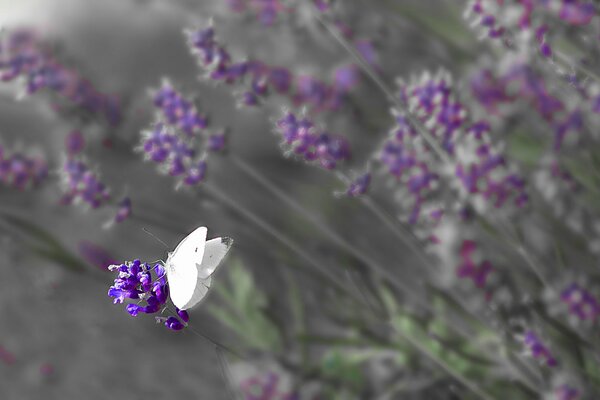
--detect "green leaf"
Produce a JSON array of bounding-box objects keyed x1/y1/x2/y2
[{"x1": 507, "y1": 131, "x2": 546, "y2": 166}]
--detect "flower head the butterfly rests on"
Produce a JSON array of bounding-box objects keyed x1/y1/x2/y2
[{"x1": 107, "y1": 226, "x2": 233, "y2": 331}]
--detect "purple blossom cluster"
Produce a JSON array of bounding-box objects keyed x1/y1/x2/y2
[
  {"x1": 465, "y1": 0, "x2": 596, "y2": 57},
  {"x1": 523, "y1": 330, "x2": 558, "y2": 367},
  {"x1": 187, "y1": 25, "x2": 358, "y2": 112},
  {"x1": 225, "y1": 0, "x2": 291, "y2": 26},
  {"x1": 0, "y1": 144, "x2": 47, "y2": 190},
  {"x1": 554, "y1": 384, "x2": 581, "y2": 400},
  {"x1": 401, "y1": 71, "x2": 528, "y2": 211},
  {"x1": 378, "y1": 112, "x2": 441, "y2": 225},
  {"x1": 345, "y1": 172, "x2": 371, "y2": 197},
  {"x1": 0, "y1": 29, "x2": 121, "y2": 126},
  {"x1": 140, "y1": 123, "x2": 207, "y2": 186},
  {"x1": 108, "y1": 259, "x2": 189, "y2": 331},
  {"x1": 240, "y1": 372, "x2": 299, "y2": 400},
  {"x1": 59, "y1": 157, "x2": 111, "y2": 208},
  {"x1": 560, "y1": 283, "x2": 600, "y2": 321},
  {"x1": 316, "y1": 3, "x2": 380, "y2": 70},
  {"x1": 471, "y1": 64, "x2": 583, "y2": 150},
  {"x1": 274, "y1": 111, "x2": 351, "y2": 170},
  {"x1": 457, "y1": 239, "x2": 495, "y2": 289},
  {"x1": 153, "y1": 82, "x2": 208, "y2": 136}
]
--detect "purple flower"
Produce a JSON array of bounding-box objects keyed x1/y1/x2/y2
[
  {"x1": 555, "y1": 384, "x2": 581, "y2": 400},
  {"x1": 240, "y1": 371, "x2": 299, "y2": 400},
  {"x1": 457, "y1": 240, "x2": 494, "y2": 288},
  {"x1": 65, "y1": 130, "x2": 85, "y2": 156},
  {"x1": 523, "y1": 331, "x2": 558, "y2": 367},
  {"x1": 224, "y1": 0, "x2": 290, "y2": 26},
  {"x1": 114, "y1": 197, "x2": 132, "y2": 223},
  {"x1": 275, "y1": 111, "x2": 351, "y2": 169},
  {"x1": 59, "y1": 157, "x2": 111, "y2": 209},
  {"x1": 186, "y1": 25, "x2": 356, "y2": 112},
  {"x1": 560, "y1": 283, "x2": 600, "y2": 321},
  {"x1": 78, "y1": 241, "x2": 116, "y2": 271},
  {"x1": 140, "y1": 123, "x2": 208, "y2": 186},
  {"x1": 108, "y1": 260, "x2": 189, "y2": 331},
  {"x1": 153, "y1": 82, "x2": 207, "y2": 136},
  {"x1": 0, "y1": 145, "x2": 47, "y2": 190},
  {"x1": 0, "y1": 29, "x2": 121, "y2": 125},
  {"x1": 346, "y1": 173, "x2": 371, "y2": 197},
  {"x1": 208, "y1": 131, "x2": 228, "y2": 152},
  {"x1": 164, "y1": 316, "x2": 185, "y2": 331}
]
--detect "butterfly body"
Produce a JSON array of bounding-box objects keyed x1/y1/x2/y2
[{"x1": 165, "y1": 227, "x2": 233, "y2": 310}]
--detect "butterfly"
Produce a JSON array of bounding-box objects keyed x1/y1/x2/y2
[{"x1": 165, "y1": 226, "x2": 233, "y2": 310}]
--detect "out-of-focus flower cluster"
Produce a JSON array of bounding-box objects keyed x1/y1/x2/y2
[
  {"x1": 0, "y1": 29, "x2": 121, "y2": 126},
  {"x1": 275, "y1": 110, "x2": 350, "y2": 170},
  {"x1": 465, "y1": 0, "x2": 596, "y2": 57},
  {"x1": 140, "y1": 122, "x2": 207, "y2": 186},
  {"x1": 471, "y1": 64, "x2": 583, "y2": 150},
  {"x1": 240, "y1": 371, "x2": 299, "y2": 400},
  {"x1": 153, "y1": 83, "x2": 208, "y2": 137},
  {"x1": 108, "y1": 259, "x2": 189, "y2": 331},
  {"x1": 225, "y1": 0, "x2": 291, "y2": 26},
  {"x1": 187, "y1": 25, "x2": 359, "y2": 111},
  {"x1": 560, "y1": 282, "x2": 600, "y2": 322},
  {"x1": 59, "y1": 157, "x2": 111, "y2": 209},
  {"x1": 522, "y1": 330, "x2": 558, "y2": 367},
  {"x1": 139, "y1": 81, "x2": 232, "y2": 187},
  {"x1": 0, "y1": 144, "x2": 47, "y2": 190}
]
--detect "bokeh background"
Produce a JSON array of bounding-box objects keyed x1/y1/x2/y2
[{"x1": 2, "y1": 0, "x2": 600, "y2": 399}]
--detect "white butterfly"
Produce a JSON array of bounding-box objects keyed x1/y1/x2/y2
[{"x1": 166, "y1": 226, "x2": 233, "y2": 310}]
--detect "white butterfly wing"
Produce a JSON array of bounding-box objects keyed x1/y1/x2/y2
[
  {"x1": 197, "y1": 237, "x2": 234, "y2": 279},
  {"x1": 166, "y1": 226, "x2": 207, "y2": 310}
]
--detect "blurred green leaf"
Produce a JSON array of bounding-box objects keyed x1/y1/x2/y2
[
  {"x1": 507, "y1": 131, "x2": 546, "y2": 166},
  {"x1": 209, "y1": 259, "x2": 283, "y2": 352}
]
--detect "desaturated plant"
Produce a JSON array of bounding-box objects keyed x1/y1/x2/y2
[{"x1": 1, "y1": 0, "x2": 600, "y2": 398}]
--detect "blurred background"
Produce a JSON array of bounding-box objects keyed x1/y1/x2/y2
[{"x1": 1, "y1": 0, "x2": 600, "y2": 399}]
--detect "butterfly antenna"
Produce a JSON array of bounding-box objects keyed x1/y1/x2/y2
[{"x1": 142, "y1": 227, "x2": 169, "y2": 249}]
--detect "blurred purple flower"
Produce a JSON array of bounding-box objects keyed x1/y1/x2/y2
[
  {"x1": 78, "y1": 240, "x2": 117, "y2": 271},
  {"x1": 457, "y1": 240, "x2": 494, "y2": 288},
  {"x1": 554, "y1": 384, "x2": 581, "y2": 400},
  {"x1": 0, "y1": 28, "x2": 121, "y2": 125},
  {"x1": 186, "y1": 25, "x2": 357, "y2": 112},
  {"x1": 0, "y1": 144, "x2": 47, "y2": 190},
  {"x1": 346, "y1": 172, "x2": 371, "y2": 197},
  {"x1": 153, "y1": 82, "x2": 207, "y2": 136},
  {"x1": 275, "y1": 111, "x2": 351, "y2": 170},
  {"x1": 59, "y1": 157, "x2": 111, "y2": 208},
  {"x1": 523, "y1": 330, "x2": 558, "y2": 367},
  {"x1": 560, "y1": 283, "x2": 600, "y2": 321},
  {"x1": 65, "y1": 130, "x2": 85, "y2": 156},
  {"x1": 140, "y1": 123, "x2": 208, "y2": 186},
  {"x1": 240, "y1": 371, "x2": 298, "y2": 400}
]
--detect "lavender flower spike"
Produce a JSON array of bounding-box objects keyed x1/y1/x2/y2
[
  {"x1": 274, "y1": 110, "x2": 351, "y2": 170},
  {"x1": 108, "y1": 260, "x2": 189, "y2": 331}
]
